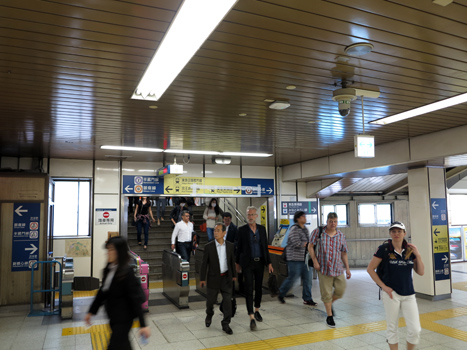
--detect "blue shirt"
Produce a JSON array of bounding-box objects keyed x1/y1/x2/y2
[{"x1": 249, "y1": 227, "x2": 262, "y2": 259}]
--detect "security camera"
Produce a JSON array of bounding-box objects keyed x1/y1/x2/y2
[{"x1": 332, "y1": 88, "x2": 357, "y2": 117}]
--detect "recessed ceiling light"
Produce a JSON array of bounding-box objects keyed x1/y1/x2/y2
[
  {"x1": 269, "y1": 100, "x2": 291, "y2": 110},
  {"x1": 370, "y1": 91, "x2": 467, "y2": 125},
  {"x1": 344, "y1": 42, "x2": 374, "y2": 56},
  {"x1": 286, "y1": 85, "x2": 296, "y2": 90},
  {"x1": 101, "y1": 145, "x2": 163, "y2": 152},
  {"x1": 131, "y1": 0, "x2": 238, "y2": 101},
  {"x1": 149, "y1": 105, "x2": 158, "y2": 109},
  {"x1": 239, "y1": 113, "x2": 247, "y2": 117},
  {"x1": 264, "y1": 99, "x2": 275, "y2": 103}
]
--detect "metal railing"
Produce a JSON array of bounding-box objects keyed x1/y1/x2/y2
[{"x1": 220, "y1": 198, "x2": 247, "y2": 225}]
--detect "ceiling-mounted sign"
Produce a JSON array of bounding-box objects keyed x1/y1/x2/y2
[
  {"x1": 282, "y1": 201, "x2": 318, "y2": 215},
  {"x1": 122, "y1": 176, "x2": 164, "y2": 195},
  {"x1": 156, "y1": 164, "x2": 184, "y2": 176},
  {"x1": 12, "y1": 203, "x2": 41, "y2": 272}
]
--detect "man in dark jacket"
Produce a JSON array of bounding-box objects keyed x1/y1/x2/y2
[
  {"x1": 200, "y1": 223, "x2": 237, "y2": 335},
  {"x1": 169, "y1": 197, "x2": 192, "y2": 227},
  {"x1": 236, "y1": 206, "x2": 273, "y2": 331},
  {"x1": 223, "y1": 212, "x2": 238, "y2": 244}
]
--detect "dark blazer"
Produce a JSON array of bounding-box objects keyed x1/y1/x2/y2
[
  {"x1": 200, "y1": 240, "x2": 237, "y2": 290},
  {"x1": 236, "y1": 224, "x2": 271, "y2": 269},
  {"x1": 88, "y1": 265, "x2": 146, "y2": 327},
  {"x1": 225, "y1": 223, "x2": 238, "y2": 244},
  {"x1": 169, "y1": 205, "x2": 192, "y2": 225}
]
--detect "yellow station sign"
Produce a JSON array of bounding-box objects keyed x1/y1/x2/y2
[{"x1": 432, "y1": 225, "x2": 449, "y2": 253}]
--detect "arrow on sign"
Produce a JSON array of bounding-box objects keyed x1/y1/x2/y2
[
  {"x1": 311, "y1": 207, "x2": 317, "y2": 213},
  {"x1": 124, "y1": 185, "x2": 133, "y2": 193},
  {"x1": 234, "y1": 188, "x2": 240, "y2": 193},
  {"x1": 267, "y1": 187, "x2": 273, "y2": 194},
  {"x1": 165, "y1": 186, "x2": 173, "y2": 193},
  {"x1": 15, "y1": 206, "x2": 28, "y2": 216},
  {"x1": 432, "y1": 201, "x2": 439, "y2": 210},
  {"x1": 442, "y1": 255, "x2": 449, "y2": 263},
  {"x1": 261, "y1": 207, "x2": 266, "y2": 213},
  {"x1": 433, "y1": 228, "x2": 440, "y2": 236},
  {"x1": 25, "y1": 244, "x2": 38, "y2": 255}
]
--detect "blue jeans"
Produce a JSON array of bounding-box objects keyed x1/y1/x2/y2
[
  {"x1": 278, "y1": 260, "x2": 312, "y2": 301},
  {"x1": 206, "y1": 227, "x2": 214, "y2": 241},
  {"x1": 136, "y1": 220, "x2": 149, "y2": 245},
  {"x1": 176, "y1": 241, "x2": 192, "y2": 262},
  {"x1": 155, "y1": 197, "x2": 166, "y2": 220}
]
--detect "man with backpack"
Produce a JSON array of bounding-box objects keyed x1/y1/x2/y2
[
  {"x1": 277, "y1": 211, "x2": 317, "y2": 306},
  {"x1": 308, "y1": 212, "x2": 351, "y2": 328}
]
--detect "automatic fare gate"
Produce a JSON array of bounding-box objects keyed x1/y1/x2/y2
[{"x1": 162, "y1": 250, "x2": 190, "y2": 309}]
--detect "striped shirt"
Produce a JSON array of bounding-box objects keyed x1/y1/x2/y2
[{"x1": 310, "y1": 227, "x2": 348, "y2": 277}]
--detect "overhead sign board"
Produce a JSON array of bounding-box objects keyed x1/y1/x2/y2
[
  {"x1": 282, "y1": 201, "x2": 318, "y2": 215},
  {"x1": 430, "y1": 197, "x2": 450, "y2": 281},
  {"x1": 12, "y1": 203, "x2": 41, "y2": 272},
  {"x1": 122, "y1": 175, "x2": 164, "y2": 195},
  {"x1": 241, "y1": 178, "x2": 274, "y2": 196}
]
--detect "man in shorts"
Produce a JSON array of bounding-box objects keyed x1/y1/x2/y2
[{"x1": 308, "y1": 212, "x2": 351, "y2": 328}]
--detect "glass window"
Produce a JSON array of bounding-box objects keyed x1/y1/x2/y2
[
  {"x1": 53, "y1": 180, "x2": 91, "y2": 237},
  {"x1": 358, "y1": 203, "x2": 392, "y2": 226},
  {"x1": 321, "y1": 204, "x2": 348, "y2": 226}
]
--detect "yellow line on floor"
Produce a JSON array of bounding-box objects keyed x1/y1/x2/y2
[
  {"x1": 62, "y1": 307, "x2": 467, "y2": 350},
  {"x1": 149, "y1": 279, "x2": 196, "y2": 289}
]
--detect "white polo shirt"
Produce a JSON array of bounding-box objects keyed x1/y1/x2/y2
[{"x1": 171, "y1": 220, "x2": 194, "y2": 244}]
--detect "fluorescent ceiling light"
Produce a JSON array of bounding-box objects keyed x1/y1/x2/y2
[
  {"x1": 101, "y1": 145, "x2": 163, "y2": 152},
  {"x1": 131, "y1": 0, "x2": 238, "y2": 101},
  {"x1": 221, "y1": 152, "x2": 272, "y2": 157},
  {"x1": 370, "y1": 92, "x2": 467, "y2": 125},
  {"x1": 164, "y1": 149, "x2": 219, "y2": 155}
]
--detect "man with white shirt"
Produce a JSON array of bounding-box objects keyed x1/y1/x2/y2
[
  {"x1": 200, "y1": 223, "x2": 237, "y2": 335},
  {"x1": 171, "y1": 211, "x2": 194, "y2": 261}
]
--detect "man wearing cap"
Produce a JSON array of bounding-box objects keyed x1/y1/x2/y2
[
  {"x1": 308, "y1": 212, "x2": 351, "y2": 328},
  {"x1": 367, "y1": 221, "x2": 424, "y2": 350}
]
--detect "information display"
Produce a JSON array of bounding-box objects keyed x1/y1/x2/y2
[
  {"x1": 430, "y1": 198, "x2": 450, "y2": 281},
  {"x1": 281, "y1": 201, "x2": 318, "y2": 215},
  {"x1": 122, "y1": 175, "x2": 164, "y2": 195},
  {"x1": 12, "y1": 203, "x2": 41, "y2": 272}
]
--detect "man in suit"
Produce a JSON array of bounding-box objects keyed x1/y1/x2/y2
[
  {"x1": 200, "y1": 223, "x2": 237, "y2": 335},
  {"x1": 223, "y1": 212, "x2": 238, "y2": 244},
  {"x1": 236, "y1": 206, "x2": 273, "y2": 331}
]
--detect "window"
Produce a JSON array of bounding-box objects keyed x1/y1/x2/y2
[
  {"x1": 358, "y1": 203, "x2": 392, "y2": 225},
  {"x1": 52, "y1": 179, "x2": 91, "y2": 236},
  {"x1": 321, "y1": 204, "x2": 348, "y2": 226}
]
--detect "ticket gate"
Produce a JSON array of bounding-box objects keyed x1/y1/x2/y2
[
  {"x1": 162, "y1": 250, "x2": 190, "y2": 309},
  {"x1": 129, "y1": 251, "x2": 149, "y2": 311},
  {"x1": 61, "y1": 257, "x2": 74, "y2": 319}
]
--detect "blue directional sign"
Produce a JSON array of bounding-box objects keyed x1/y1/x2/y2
[
  {"x1": 430, "y1": 198, "x2": 447, "y2": 225},
  {"x1": 241, "y1": 178, "x2": 274, "y2": 196},
  {"x1": 122, "y1": 175, "x2": 164, "y2": 195},
  {"x1": 12, "y1": 203, "x2": 41, "y2": 272},
  {"x1": 282, "y1": 201, "x2": 318, "y2": 215},
  {"x1": 434, "y1": 253, "x2": 450, "y2": 281}
]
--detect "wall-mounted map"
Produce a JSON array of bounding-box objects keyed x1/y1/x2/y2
[{"x1": 65, "y1": 239, "x2": 91, "y2": 257}]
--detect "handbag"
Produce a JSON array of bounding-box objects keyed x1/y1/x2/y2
[
  {"x1": 199, "y1": 222, "x2": 207, "y2": 232},
  {"x1": 219, "y1": 297, "x2": 237, "y2": 317},
  {"x1": 267, "y1": 272, "x2": 279, "y2": 297}
]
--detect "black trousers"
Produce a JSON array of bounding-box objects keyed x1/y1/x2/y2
[
  {"x1": 176, "y1": 241, "x2": 192, "y2": 262},
  {"x1": 108, "y1": 319, "x2": 133, "y2": 350},
  {"x1": 243, "y1": 259, "x2": 265, "y2": 315},
  {"x1": 206, "y1": 275, "x2": 233, "y2": 326}
]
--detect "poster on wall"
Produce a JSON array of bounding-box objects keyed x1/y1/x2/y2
[
  {"x1": 11, "y1": 203, "x2": 41, "y2": 272},
  {"x1": 95, "y1": 208, "x2": 117, "y2": 225},
  {"x1": 65, "y1": 239, "x2": 91, "y2": 257}
]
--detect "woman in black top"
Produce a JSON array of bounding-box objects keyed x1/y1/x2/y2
[
  {"x1": 134, "y1": 196, "x2": 155, "y2": 249},
  {"x1": 85, "y1": 236, "x2": 150, "y2": 349}
]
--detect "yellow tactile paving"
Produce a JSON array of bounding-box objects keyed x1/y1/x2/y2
[
  {"x1": 149, "y1": 279, "x2": 196, "y2": 289},
  {"x1": 73, "y1": 290, "x2": 98, "y2": 298},
  {"x1": 63, "y1": 306, "x2": 467, "y2": 350}
]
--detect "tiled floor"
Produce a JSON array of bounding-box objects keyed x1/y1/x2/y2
[{"x1": 2, "y1": 265, "x2": 467, "y2": 350}]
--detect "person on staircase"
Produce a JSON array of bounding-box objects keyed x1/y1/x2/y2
[
  {"x1": 203, "y1": 198, "x2": 223, "y2": 241},
  {"x1": 169, "y1": 197, "x2": 192, "y2": 228},
  {"x1": 134, "y1": 196, "x2": 155, "y2": 250}
]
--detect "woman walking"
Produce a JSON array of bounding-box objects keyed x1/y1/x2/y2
[{"x1": 134, "y1": 196, "x2": 155, "y2": 249}]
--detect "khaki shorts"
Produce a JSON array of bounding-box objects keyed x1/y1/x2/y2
[{"x1": 317, "y1": 272, "x2": 347, "y2": 303}]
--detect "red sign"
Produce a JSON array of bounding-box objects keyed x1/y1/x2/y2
[
  {"x1": 103, "y1": 212, "x2": 109, "y2": 218},
  {"x1": 182, "y1": 273, "x2": 188, "y2": 280},
  {"x1": 141, "y1": 276, "x2": 147, "y2": 283}
]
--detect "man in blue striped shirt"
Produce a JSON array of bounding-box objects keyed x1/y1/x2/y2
[{"x1": 308, "y1": 212, "x2": 351, "y2": 328}]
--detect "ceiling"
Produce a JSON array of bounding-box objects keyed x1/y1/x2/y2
[{"x1": 1, "y1": 0, "x2": 467, "y2": 171}]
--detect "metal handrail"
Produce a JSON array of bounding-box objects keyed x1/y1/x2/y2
[{"x1": 220, "y1": 198, "x2": 247, "y2": 225}]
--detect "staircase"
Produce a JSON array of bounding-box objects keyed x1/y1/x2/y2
[{"x1": 127, "y1": 205, "x2": 209, "y2": 281}]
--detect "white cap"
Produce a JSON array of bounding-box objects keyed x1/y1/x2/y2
[{"x1": 389, "y1": 221, "x2": 406, "y2": 231}]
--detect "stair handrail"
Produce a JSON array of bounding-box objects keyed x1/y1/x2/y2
[{"x1": 219, "y1": 198, "x2": 247, "y2": 225}]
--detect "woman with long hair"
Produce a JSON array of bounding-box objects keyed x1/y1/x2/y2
[
  {"x1": 203, "y1": 198, "x2": 222, "y2": 241},
  {"x1": 134, "y1": 196, "x2": 155, "y2": 249},
  {"x1": 85, "y1": 237, "x2": 150, "y2": 349}
]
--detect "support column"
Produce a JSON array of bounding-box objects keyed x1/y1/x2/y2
[{"x1": 408, "y1": 167, "x2": 451, "y2": 300}]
